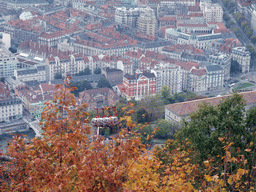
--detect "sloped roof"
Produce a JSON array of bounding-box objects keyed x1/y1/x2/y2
[
  {"x1": 166, "y1": 91, "x2": 256, "y2": 117},
  {"x1": 206, "y1": 65, "x2": 223, "y2": 72}
]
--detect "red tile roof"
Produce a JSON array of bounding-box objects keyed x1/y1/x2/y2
[
  {"x1": 135, "y1": 32, "x2": 156, "y2": 41},
  {"x1": 178, "y1": 23, "x2": 208, "y2": 27},
  {"x1": 159, "y1": 16, "x2": 177, "y2": 21},
  {"x1": 189, "y1": 13, "x2": 203, "y2": 17},
  {"x1": 85, "y1": 23, "x2": 102, "y2": 30},
  {"x1": 188, "y1": 5, "x2": 201, "y2": 12},
  {"x1": 191, "y1": 68, "x2": 207, "y2": 76}
]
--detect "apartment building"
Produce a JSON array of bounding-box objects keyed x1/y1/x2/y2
[
  {"x1": 115, "y1": 7, "x2": 140, "y2": 27},
  {"x1": 165, "y1": 28, "x2": 223, "y2": 48},
  {"x1": 137, "y1": 7, "x2": 157, "y2": 36},
  {"x1": 231, "y1": 47, "x2": 250, "y2": 73},
  {"x1": 102, "y1": 68, "x2": 123, "y2": 86},
  {"x1": 160, "y1": 0, "x2": 196, "y2": 7},
  {"x1": 159, "y1": 16, "x2": 177, "y2": 27},
  {"x1": 151, "y1": 63, "x2": 182, "y2": 94},
  {"x1": 189, "y1": 67, "x2": 208, "y2": 92},
  {"x1": 0, "y1": 83, "x2": 22, "y2": 122},
  {"x1": 0, "y1": 0, "x2": 48, "y2": 9},
  {"x1": 14, "y1": 65, "x2": 46, "y2": 83},
  {"x1": 4, "y1": 19, "x2": 41, "y2": 45},
  {"x1": 208, "y1": 53, "x2": 231, "y2": 80},
  {"x1": 0, "y1": 45, "x2": 18, "y2": 78},
  {"x1": 46, "y1": 53, "x2": 85, "y2": 81},
  {"x1": 205, "y1": 65, "x2": 224, "y2": 91},
  {"x1": 200, "y1": 0, "x2": 223, "y2": 23},
  {"x1": 122, "y1": 70, "x2": 156, "y2": 100},
  {"x1": 0, "y1": 32, "x2": 11, "y2": 50}
]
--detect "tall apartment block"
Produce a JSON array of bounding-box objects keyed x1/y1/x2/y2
[
  {"x1": 200, "y1": 0, "x2": 223, "y2": 23},
  {"x1": 115, "y1": 7, "x2": 140, "y2": 27},
  {"x1": 151, "y1": 63, "x2": 182, "y2": 94},
  {"x1": 231, "y1": 47, "x2": 251, "y2": 73},
  {"x1": 0, "y1": 45, "x2": 18, "y2": 78},
  {"x1": 137, "y1": 7, "x2": 157, "y2": 36},
  {"x1": 115, "y1": 7, "x2": 157, "y2": 35}
]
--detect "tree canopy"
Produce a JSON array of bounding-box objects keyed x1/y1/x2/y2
[
  {"x1": 69, "y1": 80, "x2": 93, "y2": 97},
  {"x1": 77, "y1": 67, "x2": 91, "y2": 76},
  {"x1": 97, "y1": 78, "x2": 112, "y2": 88},
  {"x1": 0, "y1": 82, "x2": 255, "y2": 191},
  {"x1": 94, "y1": 68, "x2": 101, "y2": 74},
  {"x1": 54, "y1": 73, "x2": 63, "y2": 80}
]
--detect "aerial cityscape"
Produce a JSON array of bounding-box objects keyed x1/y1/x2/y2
[{"x1": 0, "y1": 0, "x2": 255, "y2": 190}]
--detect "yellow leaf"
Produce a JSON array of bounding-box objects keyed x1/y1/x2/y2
[
  {"x1": 204, "y1": 175, "x2": 212, "y2": 182},
  {"x1": 203, "y1": 160, "x2": 210, "y2": 167},
  {"x1": 126, "y1": 116, "x2": 133, "y2": 127},
  {"x1": 218, "y1": 137, "x2": 225, "y2": 142},
  {"x1": 219, "y1": 179, "x2": 225, "y2": 187},
  {"x1": 228, "y1": 177, "x2": 233, "y2": 185}
]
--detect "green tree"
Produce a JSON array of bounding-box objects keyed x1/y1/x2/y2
[
  {"x1": 79, "y1": 80, "x2": 93, "y2": 91},
  {"x1": 155, "y1": 119, "x2": 177, "y2": 139},
  {"x1": 251, "y1": 35, "x2": 256, "y2": 44},
  {"x1": 138, "y1": 94, "x2": 164, "y2": 121},
  {"x1": 245, "y1": 28, "x2": 253, "y2": 38},
  {"x1": 45, "y1": 0, "x2": 54, "y2": 4},
  {"x1": 227, "y1": 2, "x2": 235, "y2": 12},
  {"x1": 136, "y1": 107, "x2": 150, "y2": 124},
  {"x1": 180, "y1": 94, "x2": 254, "y2": 163},
  {"x1": 134, "y1": 124, "x2": 154, "y2": 145},
  {"x1": 78, "y1": 67, "x2": 91, "y2": 76},
  {"x1": 241, "y1": 21, "x2": 249, "y2": 30},
  {"x1": 93, "y1": 68, "x2": 101, "y2": 74},
  {"x1": 84, "y1": 67, "x2": 91, "y2": 75},
  {"x1": 171, "y1": 92, "x2": 196, "y2": 103},
  {"x1": 160, "y1": 86, "x2": 171, "y2": 105},
  {"x1": 226, "y1": 20, "x2": 235, "y2": 28},
  {"x1": 97, "y1": 78, "x2": 112, "y2": 88},
  {"x1": 223, "y1": 0, "x2": 230, "y2": 7},
  {"x1": 223, "y1": 13, "x2": 230, "y2": 22},
  {"x1": 70, "y1": 80, "x2": 93, "y2": 97}
]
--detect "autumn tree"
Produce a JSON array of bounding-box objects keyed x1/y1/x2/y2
[
  {"x1": 0, "y1": 78, "x2": 146, "y2": 191},
  {"x1": 1, "y1": 79, "x2": 254, "y2": 191}
]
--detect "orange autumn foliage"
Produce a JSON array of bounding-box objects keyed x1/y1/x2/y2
[
  {"x1": 0, "y1": 79, "x2": 255, "y2": 192},
  {"x1": 0, "y1": 79, "x2": 145, "y2": 191}
]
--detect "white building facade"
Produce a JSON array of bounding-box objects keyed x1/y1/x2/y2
[
  {"x1": 151, "y1": 63, "x2": 182, "y2": 94},
  {"x1": 231, "y1": 47, "x2": 250, "y2": 73}
]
